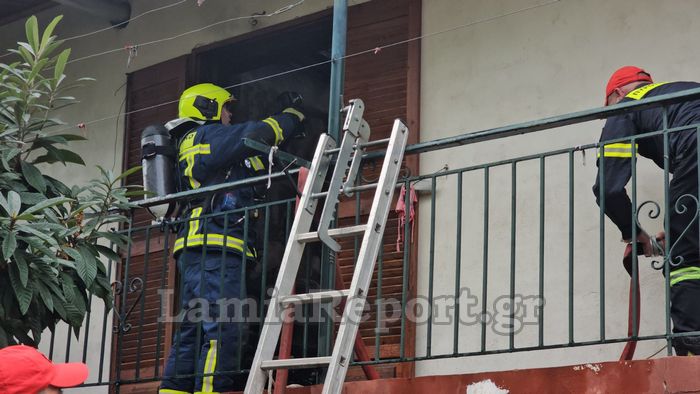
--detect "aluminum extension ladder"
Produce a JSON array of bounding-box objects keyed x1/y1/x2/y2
[{"x1": 245, "y1": 99, "x2": 409, "y2": 394}]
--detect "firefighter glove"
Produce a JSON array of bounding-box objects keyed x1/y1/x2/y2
[{"x1": 277, "y1": 91, "x2": 306, "y2": 122}]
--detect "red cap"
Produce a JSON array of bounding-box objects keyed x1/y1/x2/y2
[
  {"x1": 0, "y1": 345, "x2": 89, "y2": 393},
  {"x1": 605, "y1": 66, "x2": 653, "y2": 105}
]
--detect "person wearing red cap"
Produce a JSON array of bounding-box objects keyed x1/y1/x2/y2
[
  {"x1": 593, "y1": 66, "x2": 700, "y2": 356},
  {"x1": 0, "y1": 345, "x2": 89, "y2": 393}
]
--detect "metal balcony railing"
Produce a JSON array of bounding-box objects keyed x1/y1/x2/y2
[{"x1": 42, "y1": 87, "x2": 700, "y2": 391}]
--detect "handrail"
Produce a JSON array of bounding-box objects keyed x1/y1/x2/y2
[
  {"x1": 132, "y1": 167, "x2": 301, "y2": 208},
  {"x1": 380, "y1": 86, "x2": 700, "y2": 157},
  {"x1": 132, "y1": 87, "x2": 700, "y2": 209}
]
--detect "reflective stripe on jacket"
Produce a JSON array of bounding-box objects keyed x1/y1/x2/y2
[
  {"x1": 593, "y1": 81, "x2": 700, "y2": 240},
  {"x1": 174, "y1": 111, "x2": 303, "y2": 255}
]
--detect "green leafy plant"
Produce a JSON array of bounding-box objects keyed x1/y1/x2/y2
[{"x1": 0, "y1": 15, "x2": 141, "y2": 347}]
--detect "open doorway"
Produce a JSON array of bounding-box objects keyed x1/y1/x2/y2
[
  {"x1": 191, "y1": 13, "x2": 334, "y2": 297},
  {"x1": 117, "y1": 1, "x2": 420, "y2": 389},
  {"x1": 193, "y1": 13, "x2": 334, "y2": 388},
  {"x1": 193, "y1": 13, "x2": 332, "y2": 136}
]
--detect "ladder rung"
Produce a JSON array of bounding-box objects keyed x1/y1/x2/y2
[
  {"x1": 261, "y1": 356, "x2": 332, "y2": 370},
  {"x1": 311, "y1": 183, "x2": 379, "y2": 200},
  {"x1": 279, "y1": 289, "x2": 351, "y2": 306},
  {"x1": 324, "y1": 138, "x2": 391, "y2": 155},
  {"x1": 297, "y1": 224, "x2": 367, "y2": 243},
  {"x1": 312, "y1": 181, "x2": 404, "y2": 200}
]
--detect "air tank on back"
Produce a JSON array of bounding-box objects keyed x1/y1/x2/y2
[{"x1": 141, "y1": 124, "x2": 175, "y2": 219}]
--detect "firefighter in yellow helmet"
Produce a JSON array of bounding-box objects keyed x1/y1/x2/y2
[{"x1": 160, "y1": 83, "x2": 304, "y2": 393}]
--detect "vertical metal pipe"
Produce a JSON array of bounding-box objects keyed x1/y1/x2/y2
[
  {"x1": 481, "y1": 167, "x2": 490, "y2": 353},
  {"x1": 48, "y1": 327, "x2": 55, "y2": 359},
  {"x1": 353, "y1": 177, "x2": 362, "y2": 359},
  {"x1": 568, "y1": 151, "x2": 574, "y2": 344},
  {"x1": 155, "y1": 228, "x2": 171, "y2": 378},
  {"x1": 426, "y1": 176, "x2": 437, "y2": 357},
  {"x1": 193, "y1": 217, "x2": 209, "y2": 382},
  {"x1": 320, "y1": 1, "x2": 347, "y2": 364},
  {"x1": 598, "y1": 150, "x2": 606, "y2": 341},
  {"x1": 663, "y1": 108, "x2": 672, "y2": 355},
  {"x1": 172, "y1": 224, "x2": 189, "y2": 384},
  {"x1": 538, "y1": 156, "x2": 545, "y2": 347},
  {"x1": 303, "y1": 244, "x2": 311, "y2": 358},
  {"x1": 375, "y1": 238, "x2": 384, "y2": 362},
  {"x1": 285, "y1": 200, "x2": 293, "y2": 243},
  {"x1": 115, "y1": 214, "x2": 134, "y2": 390},
  {"x1": 135, "y1": 226, "x2": 152, "y2": 379},
  {"x1": 322, "y1": 0, "x2": 346, "y2": 357},
  {"x1": 238, "y1": 210, "x2": 249, "y2": 371},
  {"x1": 261, "y1": 206, "x2": 270, "y2": 320},
  {"x1": 299, "y1": 191, "x2": 314, "y2": 362},
  {"x1": 82, "y1": 293, "x2": 93, "y2": 364},
  {"x1": 453, "y1": 173, "x2": 463, "y2": 355},
  {"x1": 327, "y1": 0, "x2": 348, "y2": 141},
  {"x1": 369, "y1": 168, "x2": 384, "y2": 360},
  {"x1": 98, "y1": 243, "x2": 114, "y2": 383},
  {"x1": 218, "y1": 212, "x2": 229, "y2": 376},
  {"x1": 319, "y1": 242, "x2": 333, "y2": 358},
  {"x1": 401, "y1": 180, "x2": 412, "y2": 359},
  {"x1": 509, "y1": 163, "x2": 517, "y2": 350},
  {"x1": 355, "y1": 177, "x2": 361, "y2": 258},
  {"x1": 64, "y1": 327, "x2": 72, "y2": 363},
  {"x1": 630, "y1": 138, "x2": 639, "y2": 338}
]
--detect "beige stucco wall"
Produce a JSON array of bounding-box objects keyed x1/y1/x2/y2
[
  {"x1": 0, "y1": 0, "x2": 357, "y2": 184},
  {"x1": 0, "y1": 0, "x2": 361, "y2": 390},
  {"x1": 417, "y1": 0, "x2": 700, "y2": 376}
]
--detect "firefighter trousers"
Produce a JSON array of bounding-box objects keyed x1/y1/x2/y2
[
  {"x1": 670, "y1": 279, "x2": 700, "y2": 355},
  {"x1": 667, "y1": 152, "x2": 700, "y2": 355},
  {"x1": 160, "y1": 249, "x2": 244, "y2": 394}
]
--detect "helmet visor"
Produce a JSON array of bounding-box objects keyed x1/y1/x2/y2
[{"x1": 193, "y1": 95, "x2": 219, "y2": 119}]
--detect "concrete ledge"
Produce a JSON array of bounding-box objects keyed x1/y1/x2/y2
[{"x1": 273, "y1": 356, "x2": 700, "y2": 393}]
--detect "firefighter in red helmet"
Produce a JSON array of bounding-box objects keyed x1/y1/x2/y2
[{"x1": 594, "y1": 66, "x2": 700, "y2": 356}]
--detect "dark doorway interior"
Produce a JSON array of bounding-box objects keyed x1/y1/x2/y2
[
  {"x1": 192, "y1": 14, "x2": 334, "y2": 388},
  {"x1": 195, "y1": 16, "x2": 332, "y2": 127}
]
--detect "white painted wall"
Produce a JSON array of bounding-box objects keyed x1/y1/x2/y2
[
  {"x1": 416, "y1": 0, "x2": 700, "y2": 376},
  {"x1": 0, "y1": 0, "x2": 354, "y2": 184},
  {"x1": 0, "y1": 0, "x2": 362, "y2": 391}
]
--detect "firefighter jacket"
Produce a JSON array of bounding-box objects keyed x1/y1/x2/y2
[
  {"x1": 593, "y1": 81, "x2": 700, "y2": 240},
  {"x1": 173, "y1": 108, "x2": 305, "y2": 256}
]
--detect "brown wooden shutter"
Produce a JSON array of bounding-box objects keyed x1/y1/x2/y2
[
  {"x1": 339, "y1": 0, "x2": 421, "y2": 380},
  {"x1": 113, "y1": 55, "x2": 189, "y2": 392},
  {"x1": 110, "y1": 0, "x2": 421, "y2": 385}
]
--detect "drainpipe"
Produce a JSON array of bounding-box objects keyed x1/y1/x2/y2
[
  {"x1": 319, "y1": 0, "x2": 348, "y2": 359},
  {"x1": 54, "y1": 0, "x2": 132, "y2": 28},
  {"x1": 327, "y1": 0, "x2": 347, "y2": 142}
]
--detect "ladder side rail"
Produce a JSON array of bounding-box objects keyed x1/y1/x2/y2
[
  {"x1": 342, "y1": 120, "x2": 370, "y2": 197},
  {"x1": 316, "y1": 131, "x2": 356, "y2": 251},
  {"x1": 323, "y1": 119, "x2": 409, "y2": 394},
  {"x1": 245, "y1": 134, "x2": 336, "y2": 394},
  {"x1": 317, "y1": 100, "x2": 367, "y2": 251}
]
